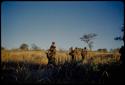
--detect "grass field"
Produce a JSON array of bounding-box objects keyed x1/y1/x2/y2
[
  {"x1": 1, "y1": 50, "x2": 120, "y2": 64},
  {"x1": 1, "y1": 49, "x2": 123, "y2": 84}
]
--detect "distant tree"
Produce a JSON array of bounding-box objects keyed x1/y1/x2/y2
[
  {"x1": 88, "y1": 41, "x2": 93, "y2": 51},
  {"x1": 114, "y1": 24, "x2": 124, "y2": 41},
  {"x1": 114, "y1": 24, "x2": 124, "y2": 64},
  {"x1": 11, "y1": 48, "x2": 21, "y2": 51},
  {"x1": 103, "y1": 48, "x2": 108, "y2": 52},
  {"x1": 97, "y1": 48, "x2": 108, "y2": 53},
  {"x1": 31, "y1": 43, "x2": 41, "y2": 50},
  {"x1": 20, "y1": 43, "x2": 29, "y2": 50},
  {"x1": 1, "y1": 46, "x2": 5, "y2": 50},
  {"x1": 80, "y1": 33, "x2": 97, "y2": 50}
]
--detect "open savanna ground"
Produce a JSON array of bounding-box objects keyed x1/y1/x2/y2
[
  {"x1": 1, "y1": 50, "x2": 123, "y2": 84},
  {"x1": 1, "y1": 50, "x2": 120, "y2": 65}
]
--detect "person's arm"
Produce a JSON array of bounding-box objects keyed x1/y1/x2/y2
[{"x1": 53, "y1": 45, "x2": 56, "y2": 49}]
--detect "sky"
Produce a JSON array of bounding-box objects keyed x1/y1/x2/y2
[{"x1": 1, "y1": 1, "x2": 124, "y2": 51}]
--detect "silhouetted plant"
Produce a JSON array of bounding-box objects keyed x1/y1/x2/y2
[
  {"x1": 20, "y1": 43, "x2": 29, "y2": 50},
  {"x1": 80, "y1": 33, "x2": 97, "y2": 50}
]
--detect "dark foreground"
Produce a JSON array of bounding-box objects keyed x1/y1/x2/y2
[{"x1": 1, "y1": 61, "x2": 124, "y2": 84}]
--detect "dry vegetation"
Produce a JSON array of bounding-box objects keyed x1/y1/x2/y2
[
  {"x1": 1, "y1": 50, "x2": 48, "y2": 65},
  {"x1": 1, "y1": 50, "x2": 120, "y2": 65},
  {"x1": 1, "y1": 49, "x2": 122, "y2": 84}
]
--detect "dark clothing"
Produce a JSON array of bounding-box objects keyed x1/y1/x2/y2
[
  {"x1": 69, "y1": 49, "x2": 75, "y2": 62},
  {"x1": 47, "y1": 44, "x2": 56, "y2": 65},
  {"x1": 119, "y1": 46, "x2": 125, "y2": 64},
  {"x1": 81, "y1": 49, "x2": 87, "y2": 60}
]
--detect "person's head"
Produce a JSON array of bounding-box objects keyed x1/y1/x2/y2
[
  {"x1": 52, "y1": 42, "x2": 55, "y2": 45},
  {"x1": 84, "y1": 47, "x2": 86, "y2": 49}
]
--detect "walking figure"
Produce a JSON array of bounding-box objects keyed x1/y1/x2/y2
[
  {"x1": 47, "y1": 42, "x2": 56, "y2": 65},
  {"x1": 69, "y1": 47, "x2": 75, "y2": 62},
  {"x1": 81, "y1": 47, "x2": 87, "y2": 60},
  {"x1": 74, "y1": 47, "x2": 79, "y2": 61}
]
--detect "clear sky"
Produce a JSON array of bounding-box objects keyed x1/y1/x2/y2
[{"x1": 1, "y1": 1, "x2": 124, "y2": 51}]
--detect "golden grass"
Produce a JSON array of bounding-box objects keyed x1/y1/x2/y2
[
  {"x1": 1, "y1": 50, "x2": 120, "y2": 65},
  {"x1": 1, "y1": 50, "x2": 48, "y2": 65}
]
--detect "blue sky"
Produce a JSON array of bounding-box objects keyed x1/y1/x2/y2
[{"x1": 1, "y1": 1, "x2": 124, "y2": 50}]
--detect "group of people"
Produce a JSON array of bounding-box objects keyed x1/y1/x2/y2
[
  {"x1": 46, "y1": 42, "x2": 88, "y2": 65},
  {"x1": 69, "y1": 47, "x2": 87, "y2": 62}
]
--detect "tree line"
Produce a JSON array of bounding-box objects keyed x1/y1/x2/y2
[{"x1": 2, "y1": 28, "x2": 123, "y2": 53}]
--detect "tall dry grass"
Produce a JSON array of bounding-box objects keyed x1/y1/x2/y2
[
  {"x1": 1, "y1": 50, "x2": 120, "y2": 65},
  {"x1": 1, "y1": 50, "x2": 48, "y2": 64}
]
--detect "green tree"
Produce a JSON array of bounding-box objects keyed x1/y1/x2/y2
[
  {"x1": 80, "y1": 33, "x2": 97, "y2": 50},
  {"x1": 114, "y1": 24, "x2": 124, "y2": 41},
  {"x1": 20, "y1": 43, "x2": 29, "y2": 50},
  {"x1": 97, "y1": 48, "x2": 108, "y2": 53}
]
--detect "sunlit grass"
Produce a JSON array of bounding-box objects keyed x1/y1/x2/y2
[
  {"x1": 1, "y1": 49, "x2": 122, "y2": 84},
  {"x1": 1, "y1": 50, "x2": 120, "y2": 65},
  {"x1": 1, "y1": 50, "x2": 48, "y2": 64}
]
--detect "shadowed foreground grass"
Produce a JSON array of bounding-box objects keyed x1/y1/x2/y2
[
  {"x1": 1, "y1": 50, "x2": 123, "y2": 84},
  {"x1": 1, "y1": 61, "x2": 124, "y2": 84}
]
